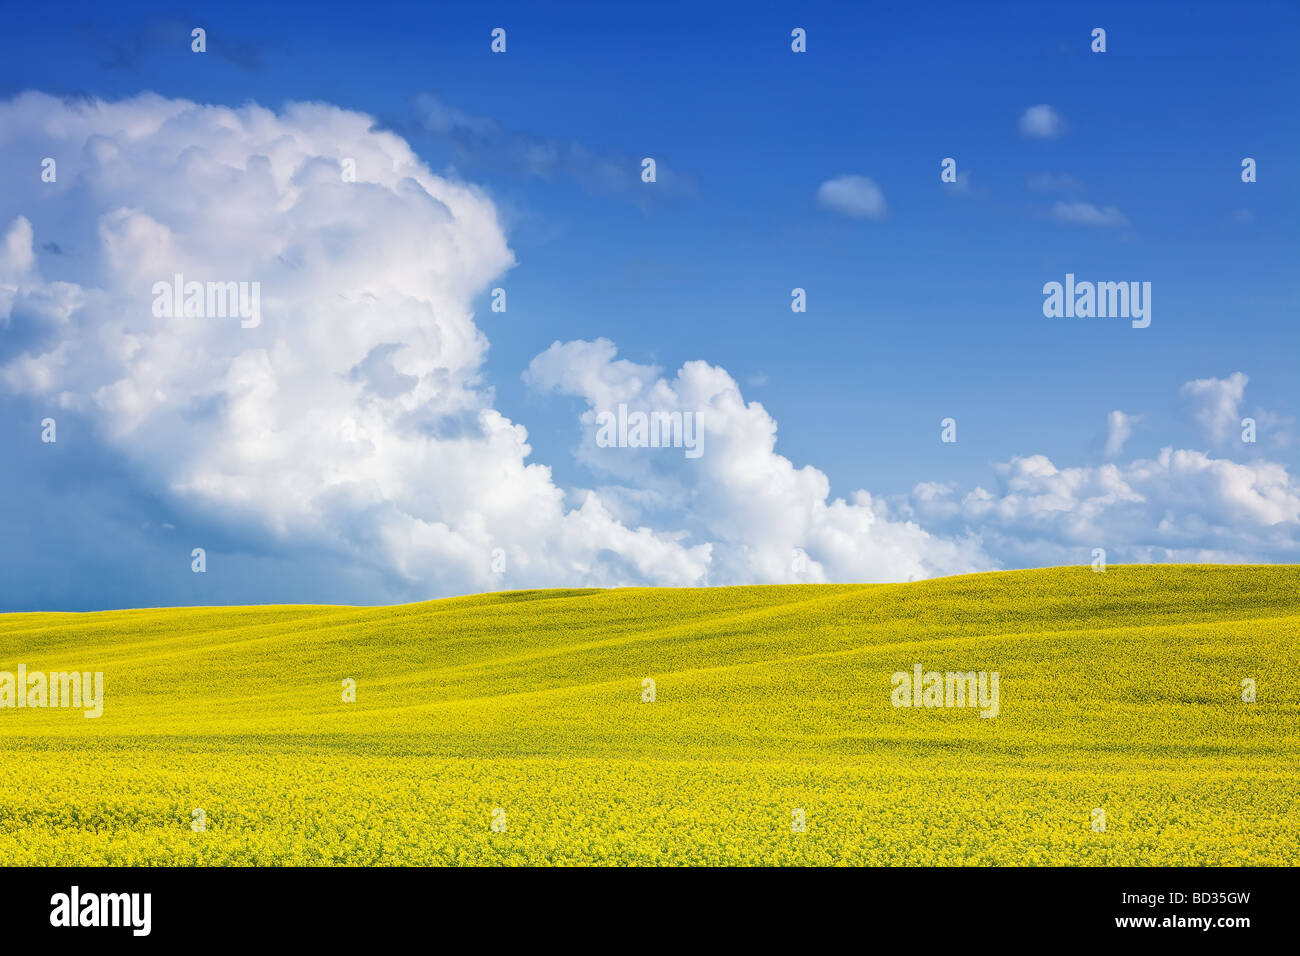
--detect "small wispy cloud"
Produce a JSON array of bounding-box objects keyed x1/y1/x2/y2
[
  {"x1": 1051, "y1": 201, "x2": 1128, "y2": 228},
  {"x1": 1105, "y1": 410, "x2": 1138, "y2": 458},
  {"x1": 1019, "y1": 105, "x2": 1067, "y2": 139},
  {"x1": 1028, "y1": 172, "x2": 1084, "y2": 193},
  {"x1": 84, "y1": 17, "x2": 264, "y2": 72},
  {"x1": 945, "y1": 168, "x2": 979, "y2": 197},
  {"x1": 816, "y1": 175, "x2": 888, "y2": 219},
  {"x1": 1182, "y1": 372, "x2": 1248, "y2": 444},
  {"x1": 412, "y1": 93, "x2": 692, "y2": 204},
  {"x1": 1180, "y1": 372, "x2": 1292, "y2": 449}
]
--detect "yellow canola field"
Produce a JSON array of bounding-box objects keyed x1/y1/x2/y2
[{"x1": 1, "y1": 565, "x2": 1296, "y2": 865}]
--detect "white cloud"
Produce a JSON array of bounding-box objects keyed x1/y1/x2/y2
[
  {"x1": 0, "y1": 92, "x2": 712, "y2": 596},
  {"x1": 906, "y1": 448, "x2": 1300, "y2": 567},
  {"x1": 1181, "y1": 372, "x2": 1248, "y2": 444},
  {"x1": 902, "y1": 375, "x2": 1300, "y2": 567},
  {"x1": 1051, "y1": 201, "x2": 1128, "y2": 228},
  {"x1": 1105, "y1": 410, "x2": 1137, "y2": 458},
  {"x1": 526, "y1": 339, "x2": 992, "y2": 584},
  {"x1": 1019, "y1": 105, "x2": 1067, "y2": 139},
  {"x1": 816, "y1": 175, "x2": 887, "y2": 219}
]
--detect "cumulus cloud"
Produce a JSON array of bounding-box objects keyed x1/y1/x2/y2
[
  {"x1": 1105, "y1": 410, "x2": 1137, "y2": 458},
  {"x1": 0, "y1": 92, "x2": 711, "y2": 598},
  {"x1": 1019, "y1": 105, "x2": 1067, "y2": 139},
  {"x1": 906, "y1": 449, "x2": 1300, "y2": 567},
  {"x1": 1181, "y1": 372, "x2": 1248, "y2": 444},
  {"x1": 816, "y1": 175, "x2": 888, "y2": 219},
  {"x1": 1051, "y1": 201, "x2": 1128, "y2": 228},
  {"x1": 904, "y1": 374, "x2": 1300, "y2": 567},
  {"x1": 525, "y1": 339, "x2": 991, "y2": 584}
]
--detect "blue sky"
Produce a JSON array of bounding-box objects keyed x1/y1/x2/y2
[{"x1": 1, "y1": 1, "x2": 1298, "y2": 609}]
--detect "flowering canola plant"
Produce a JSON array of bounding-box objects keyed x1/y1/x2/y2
[{"x1": 0, "y1": 565, "x2": 1296, "y2": 865}]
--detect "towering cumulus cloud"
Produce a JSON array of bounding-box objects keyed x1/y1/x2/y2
[
  {"x1": 0, "y1": 92, "x2": 719, "y2": 596},
  {"x1": 0, "y1": 93, "x2": 991, "y2": 599}
]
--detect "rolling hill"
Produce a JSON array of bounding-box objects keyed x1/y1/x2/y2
[{"x1": 1, "y1": 565, "x2": 1297, "y2": 864}]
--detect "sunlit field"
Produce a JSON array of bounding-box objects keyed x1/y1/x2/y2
[{"x1": 1, "y1": 565, "x2": 1296, "y2": 865}]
